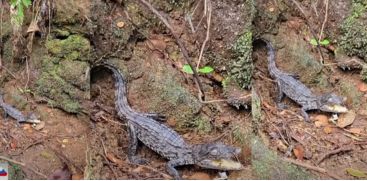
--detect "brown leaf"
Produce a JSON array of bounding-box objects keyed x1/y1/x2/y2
[
  {"x1": 188, "y1": 172, "x2": 211, "y2": 180},
  {"x1": 147, "y1": 39, "x2": 167, "y2": 51},
  {"x1": 72, "y1": 173, "x2": 84, "y2": 180},
  {"x1": 348, "y1": 128, "x2": 363, "y2": 135},
  {"x1": 314, "y1": 114, "x2": 329, "y2": 128},
  {"x1": 106, "y1": 153, "x2": 124, "y2": 166},
  {"x1": 337, "y1": 111, "x2": 356, "y2": 128},
  {"x1": 10, "y1": 139, "x2": 17, "y2": 149},
  {"x1": 293, "y1": 145, "x2": 304, "y2": 160},
  {"x1": 27, "y1": 21, "x2": 40, "y2": 33},
  {"x1": 323, "y1": 126, "x2": 333, "y2": 134},
  {"x1": 357, "y1": 82, "x2": 367, "y2": 92}
]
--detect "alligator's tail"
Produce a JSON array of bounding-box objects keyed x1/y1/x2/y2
[
  {"x1": 92, "y1": 62, "x2": 136, "y2": 119},
  {"x1": 257, "y1": 38, "x2": 280, "y2": 78}
]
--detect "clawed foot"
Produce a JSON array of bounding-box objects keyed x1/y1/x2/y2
[
  {"x1": 129, "y1": 156, "x2": 148, "y2": 165},
  {"x1": 276, "y1": 103, "x2": 288, "y2": 110}
]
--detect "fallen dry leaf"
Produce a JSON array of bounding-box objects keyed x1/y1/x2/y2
[
  {"x1": 116, "y1": 21, "x2": 125, "y2": 28},
  {"x1": 323, "y1": 126, "x2": 333, "y2": 134},
  {"x1": 27, "y1": 21, "x2": 40, "y2": 33},
  {"x1": 147, "y1": 39, "x2": 167, "y2": 51},
  {"x1": 314, "y1": 115, "x2": 329, "y2": 127},
  {"x1": 313, "y1": 114, "x2": 328, "y2": 122},
  {"x1": 357, "y1": 82, "x2": 367, "y2": 92},
  {"x1": 293, "y1": 144, "x2": 304, "y2": 160},
  {"x1": 106, "y1": 152, "x2": 124, "y2": 166},
  {"x1": 10, "y1": 139, "x2": 17, "y2": 149},
  {"x1": 337, "y1": 110, "x2": 356, "y2": 128},
  {"x1": 188, "y1": 172, "x2": 211, "y2": 180},
  {"x1": 132, "y1": 166, "x2": 144, "y2": 173},
  {"x1": 348, "y1": 128, "x2": 363, "y2": 135},
  {"x1": 346, "y1": 168, "x2": 367, "y2": 178},
  {"x1": 72, "y1": 173, "x2": 84, "y2": 180}
]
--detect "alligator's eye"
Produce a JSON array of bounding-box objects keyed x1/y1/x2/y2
[{"x1": 210, "y1": 149, "x2": 218, "y2": 156}]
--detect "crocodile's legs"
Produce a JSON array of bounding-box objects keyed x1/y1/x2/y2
[
  {"x1": 127, "y1": 123, "x2": 147, "y2": 164},
  {"x1": 141, "y1": 113, "x2": 166, "y2": 121},
  {"x1": 300, "y1": 108, "x2": 311, "y2": 122},
  {"x1": 166, "y1": 159, "x2": 185, "y2": 179},
  {"x1": 275, "y1": 80, "x2": 287, "y2": 109}
]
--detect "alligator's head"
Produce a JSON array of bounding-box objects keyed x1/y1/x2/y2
[
  {"x1": 26, "y1": 113, "x2": 41, "y2": 124},
  {"x1": 192, "y1": 143, "x2": 243, "y2": 170},
  {"x1": 318, "y1": 93, "x2": 348, "y2": 113}
]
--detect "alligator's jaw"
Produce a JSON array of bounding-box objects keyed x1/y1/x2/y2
[
  {"x1": 322, "y1": 104, "x2": 348, "y2": 113},
  {"x1": 197, "y1": 159, "x2": 243, "y2": 170}
]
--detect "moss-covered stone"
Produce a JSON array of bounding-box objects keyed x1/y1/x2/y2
[
  {"x1": 230, "y1": 30, "x2": 254, "y2": 88},
  {"x1": 45, "y1": 35, "x2": 90, "y2": 61},
  {"x1": 251, "y1": 137, "x2": 313, "y2": 179},
  {"x1": 338, "y1": 0, "x2": 367, "y2": 61},
  {"x1": 35, "y1": 34, "x2": 90, "y2": 113},
  {"x1": 339, "y1": 80, "x2": 363, "y2": 109}
]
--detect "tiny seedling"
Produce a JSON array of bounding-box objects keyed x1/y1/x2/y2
[
  {"x1": 310, "y1": 38, "x2": 330, "y2": 46},
  {"x1": 182, "y1": 64, "x2": 214, "y2": 74}
]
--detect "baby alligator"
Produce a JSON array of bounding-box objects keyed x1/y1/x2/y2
[
  {"x1": 0, "y1": 94, "x2": 40, "y2": 124},
  {"x1": 95, "y1": 63, "x2": 243, "y2": 179},
  {"x1": 260, "y1": 39, "x2": 348, "y2": 121}
]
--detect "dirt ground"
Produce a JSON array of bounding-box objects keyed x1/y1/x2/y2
[{"x1": 1, "y1": 0, "x2": 367, "y2": 180}]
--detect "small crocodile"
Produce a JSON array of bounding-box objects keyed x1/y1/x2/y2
[
  {"x1": 0, "y1": 94, "x2": 40, "y2": 124},
  {"x1": 260, "y1": 39, "x2": 348, "y2": 121},
  {"x1": 95, "y1": 63, "x2": 243, "y2": 179}
]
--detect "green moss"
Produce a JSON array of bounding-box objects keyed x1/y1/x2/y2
[
  {"x1": 53, "y1": 29, "x2": 70, "y2": 38},
  {"x1": 8, "y1": 163, "x2": 25, "y2": 180},
  {"x1": 361, "y1": 66, "x2": 367, "y2": 82},
  {"x1": 45, "y1": 35, "x2": 90, "y2": 61},
  {"x1": 193, "y1": 117, "x2": 212, "y2": 134},
  {"x1": 36, "y1": 70, "x2": 81, "y2": 113},
  {"x1": 251, "y1": 137, "x2": 313, "y2": 179},
  {"x1": 338, "y1": 1, "x2": 367, "y2": 61},
  {"x1": 339, "y1": 80, "x2": 363, "y2": 109},
  {"x1": 57, "y1": 60, "x2": 89, "y2": 90},
  {"x1": 230, "y1": 30, "x2": 253, "y2": 88},
  {"x1": 251, "y1": 89, "x2": 262, "y2": 127}
]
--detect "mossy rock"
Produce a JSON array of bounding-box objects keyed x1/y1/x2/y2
[
  {"x1": 230, "y1": 30, "x2": 254, "y2": 89},
  {"x1": 45, "y1": 35, "x2": 90, "y2": 61},
  {"x1": 338, "y1": 0, "x2": 367, "y2": 61},
  {"x1": 36, "y1": 70, "x2": 82, "y2": 113},
  {"x1": 57, "y1": 60, "x2": 89, "y2": 91}
]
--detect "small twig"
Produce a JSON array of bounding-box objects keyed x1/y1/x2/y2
[
  {"x1": 24, "y1": 57, "x2": 30, "y2": 89},
  {"x1": 289, "y1": 0, "x2": 325, "y2": 64},
  {"x1": 200, "y1": 94, "x2": 251, "y2": 104},
  {"x1": 317, "y1": 145, "x2": 353, "y2": 164},
  {"x1": 283, "y1": 157, "x2": 342, "y2": 179},
  {"x1": 100, "y1": 138, "x2": 118, "y2": 179},
  {"x1": 1, "y1": 66, "x2": 18, "y2": 79},
  {"x1": 196, "y1": 0, "x2": 211, "y2": 70},
  {"x1": 0, "y1": 155, "x2": 25, "y2": 166},
  {"x1": 318, "y1": 0, "x2": 329, "y2": 41},
  {"x1": 136, "y1": 0, "x2": 206, "y2": 101}
]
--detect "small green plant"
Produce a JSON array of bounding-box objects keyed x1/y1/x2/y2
[
  {"x1": 9, "y1": 0, "x2": 32, "y2": 25},
  {"x1": 182, "y1": 64, "x2": 214, "y2": 74},
  {"x1": 310, "y1": 38, "x2": 330, "y2": 46}
]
